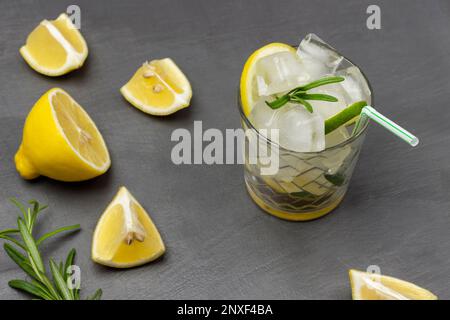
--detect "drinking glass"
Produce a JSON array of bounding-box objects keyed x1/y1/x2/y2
[{"x1": 238, "y1": 67, "x2": 371, "y2": 221}]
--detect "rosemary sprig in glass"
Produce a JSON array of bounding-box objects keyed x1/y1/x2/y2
[
  {"x1": 0, "y1": 199, "x2": 102, "y2": 300},
  {"x1": 265, "y1": 76, "x2": 345, "y2": 113}
]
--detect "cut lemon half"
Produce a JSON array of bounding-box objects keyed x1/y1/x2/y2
[
  {"x1": 92, "y1": 187, "x2": 165, "y2": 268},
  {"x1": 120, "y1": 58, "x2": 192, "y2": 116},
  {"x1": 20, "y1": 13, "x2": 88, "y2": 76},
  {"x1": 240, "y1": 43, "x2": 296, "y2": 116},
  {"x1": 349, "y1": 269, "x2": 437, "y2": 300},
  {"x1": 15, "y1": 88, "x2": 110, "y2": 181}
]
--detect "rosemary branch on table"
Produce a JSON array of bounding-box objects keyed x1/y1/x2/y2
[
  {"x1": 0, "y1": 199, "x2": 102, "y2": 300},
  {"x1": 265, "y1": 76, "x2": 345, "y2": 112}
]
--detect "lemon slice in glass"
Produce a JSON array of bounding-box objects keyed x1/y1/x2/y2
[
  {"x1": 20, "y1": 13, "x2": 88, "y2": 76},
  {"x1": 240, "y1": 43, "x2": 296, "y2": 116},
  {"x1": 15, "y1": 88, "x2": 110, "y2": 181},
  {"x1": 349, "y1": 269, "x2": 437, "y2": 300},
  {"x1": 120, "y1": 58, "x2": 192, "y2": 116},
  {"x1": 92, "y1": 187, "x2": 165, "y2": 268}
]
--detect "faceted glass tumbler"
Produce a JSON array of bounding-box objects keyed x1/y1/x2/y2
[
  {"x1": 239, "y1": 38, "x2": 373, "y2": 221},
  {"x1": 239, "y1": 109, "x2": 369, "y2": 221}
]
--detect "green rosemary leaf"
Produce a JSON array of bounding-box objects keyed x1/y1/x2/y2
[
  {"x1": 0, "y1": 229, "x2": 19, "y2": 236},
  {"x1": 18, "y1": 217, "x2": 44, "y2": 274},
  {"x1": 26, "y1": 209, "x2": 33, "y2": 232},
  {"x1": 265, "y1": 76, "x2": 345, "y2": 112},
  {"x1": 59, "y1": 261, "x2": 64, "y2": 276},
  {"x1": 299, "y1": 76, "x2": 344, "y2": 91},
  {"x1": 29, "y1": 200, "x2": 48, "y2": 217},
  {"x1": 64, "y1": 249, "x2": 76, "y2": 280},
  {"x1": 50, "y1": 259, "x2": 73, "y2": 300},
  {"x1": 36, "y1": 224, "x2": 80, "y2": 246},
  {"x1": 64, "y1": 249, "x2": 77, "y2": 298},
  {"x1": 2, "y1": 199, "x2": 101, "y2": 300},
  {"x1": 4, "y1": 243, "x2": 38, "y2": 280},
  {"x1": 0, "y1": 234, "x2": 26, "y2": 251},
  {"x1": 296, "y1": 93, "x2": 338, "y2": 102},
  {"x1": 28, "y1": 200, "x2": 40, "y2": 215},
  {"x1": 287, "y1": 87, "x2": 306, "y2": 95},
  {"x1": 31, "y1": 280, "x2": 55, "y2": 300},
  {"x1": 35, "y1": 269, "x2": 61, "y2": 300},
  {"x1": 8, "y1": 279, "x2": 51, "y2": 300},
  {"x1": 88, "y1": 289, "x2": 103, "y2": 300},
  {"x1": 265, "y1": 94, "x2": 290, "y2": 109},
  {"x1": 9, "y1": 198, "x2": 27, "y2": 217},
  {"x1": 28, "y1": 200, "x2": 46, "y2": 231},
  {"x1": 291, "y1": 96, "x2": 313, "y2": 113},
  {"x1": 11, "y1": 198, "x2": 36, "y2": 231}
]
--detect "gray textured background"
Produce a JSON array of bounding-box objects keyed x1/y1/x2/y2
[{"x1": 0, "y1": 0, "x2": 449, "y2": 300}]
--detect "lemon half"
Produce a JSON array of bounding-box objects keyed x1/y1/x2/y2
[
  {"x1": 15, "y1": 88, "x2": 110, "y2": 181},
  {"x1": 120, "y1": 58, "x2": 192, "y2": 116},
  {"x1": 240, "y1": 43, "x2": 296, "y2": 116},
  {"x1": 349, "y1": 269, "x2": 437, "y2": 300},
  {"x1": 92, "y1": 187, "x2": 165, "y2": 268},
  {"x1": 20, "y1": 13, "x2": 88, "y2": 76}
]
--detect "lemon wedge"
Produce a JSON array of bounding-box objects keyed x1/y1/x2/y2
[
  {"x1": 240, "y1": 43, "x2": 296, "y2": 116},
  {"x1": 15, "y1": 88, "x2": 110, "y2": 181},
  {"x1": 92, "y1": 187, "x2": 165, "y2": 268},
  {"x1": 20, "y1": 13, "x2": 88, "y2": 76},
  {"x1": 349, "y1": 269, "x2": 437, "y2": 300},
  {"x1": 120, "y1": 58, "x2": 192, "y2": 116}
]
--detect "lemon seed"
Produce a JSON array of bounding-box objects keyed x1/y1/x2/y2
[{"x1": 153, "y1": 84, "x2": 164, "y2": 93}]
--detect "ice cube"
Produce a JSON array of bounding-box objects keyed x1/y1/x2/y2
[
  {"x1": 297, "y1": 34, "x2": 342, "y2": 78},
  {"x1": 256, "y1": 76, "x2": 268, "y2": 96},
  {"x1": 336, "y1": 66, "x2": 372, "y2": 104},
  {"x1": 296, "y1": 33, "x2": 372, "y2": 115},
  {"x1": 308, "y1": 84, "x2": 349, "y2": 120},
  {"x1": 298, "y1": 55, "x2": 329, "y2": 80},
  {"x1": 248, "y1": 97, "x2": 279, "y2": 131},
  {"x1": 298, "y1": 34, "x2": 371, "y2": 104},
  {"x1": 256, "y1": 51, "x2": 308, "y2": 95},
  {"x1": 276, "y1": 103, "x2": 325, "y2": 152},
  {"x1": 248, "y1": 97, "x2": 281, "y2": 145}
]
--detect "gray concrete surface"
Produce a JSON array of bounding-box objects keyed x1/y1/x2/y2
[{"x1": 0, "y1": 0, "x2": 449, "y2": 299}]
